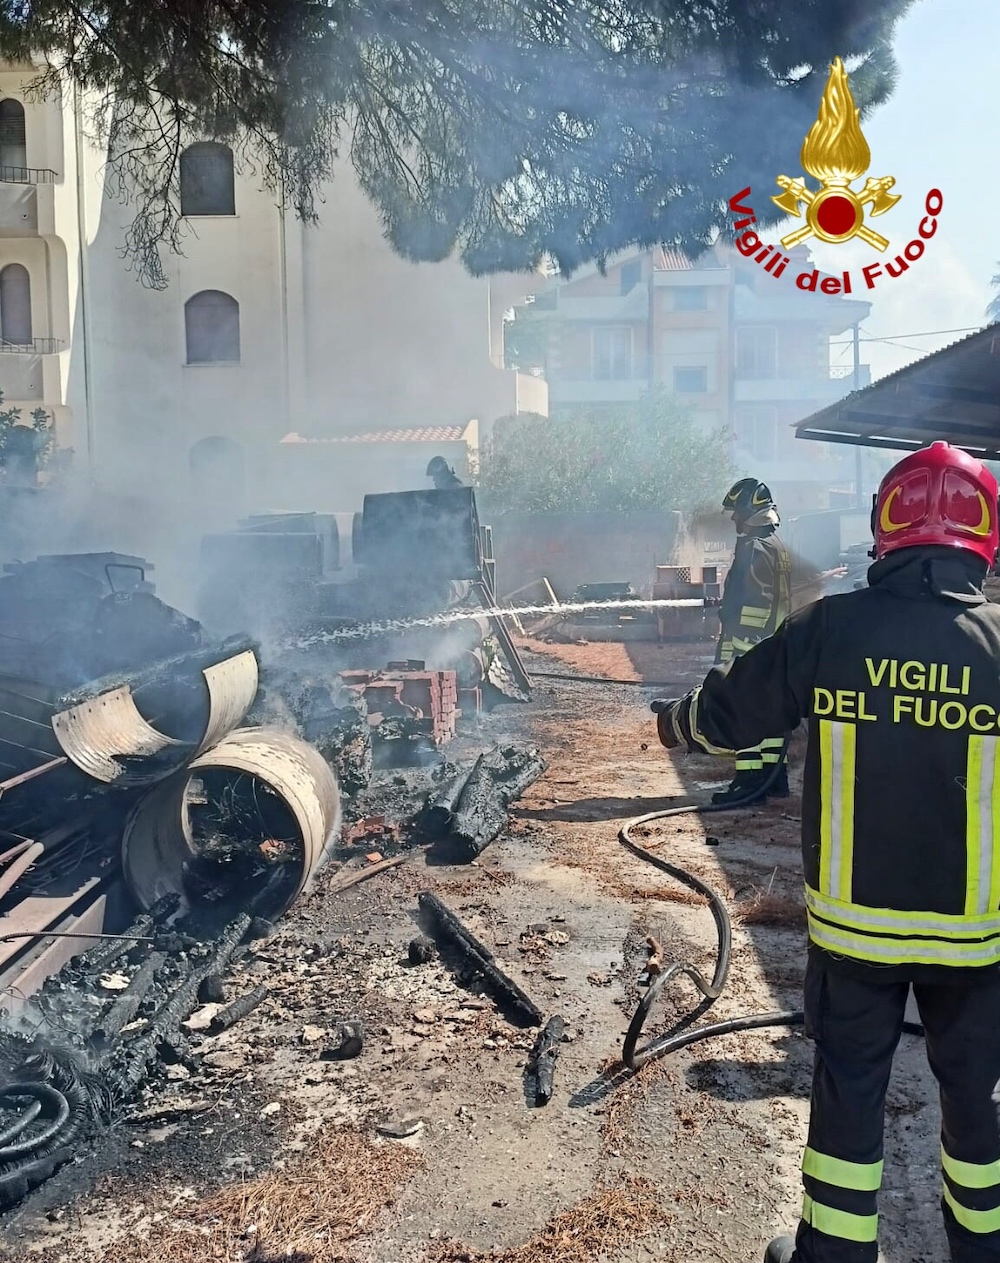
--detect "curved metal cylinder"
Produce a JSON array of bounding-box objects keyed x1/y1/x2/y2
[
  {"x1": 121, "y1": 727, "x2": 341, "y2": 919},
  {"x1": 50, "y1": 650, "x2": 259, "y2": 787}
]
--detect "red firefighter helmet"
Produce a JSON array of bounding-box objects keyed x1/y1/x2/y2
[{"x1": 873, "y1": 441, "x2": 999, "y2": 566}]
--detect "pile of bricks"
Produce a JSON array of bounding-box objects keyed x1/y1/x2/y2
[{"x1": 340, "y1": 663, "x2": 460, "y2": 745}]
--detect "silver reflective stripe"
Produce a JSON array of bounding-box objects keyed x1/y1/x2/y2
[
  {"x1": 808, "y1": 917, "x2": 1000, "y2": 966},
  {"x1": 968, "y1": 735, "x2": 1000, "y2": 916},
  {"x1": 806, "y1": 886, "x2": 1000, "y2": 937},
  {"x1": 819, "y1": 720, "x2": 855, "y2": 902}
]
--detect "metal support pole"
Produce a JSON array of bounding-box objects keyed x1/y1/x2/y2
[{"x1": 853, "y1": 323, "x2": 863, "y2": 508}]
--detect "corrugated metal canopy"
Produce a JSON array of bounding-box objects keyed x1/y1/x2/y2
[{"x1": 796, "y1": 325, "x2": 1000, "y2": 459}]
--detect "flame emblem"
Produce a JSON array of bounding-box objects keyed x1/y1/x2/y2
[
  {"x1": 969, "y1": 492, "x2": 992, "y2": 537},
  {"x1": 878, "y1": 486, "x2": 910, "y2": 535},
  {"x1": 772, "y1": 58, "x2": 900, "y2": 252}
]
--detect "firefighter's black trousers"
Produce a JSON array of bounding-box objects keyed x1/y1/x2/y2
[{"x1": 795, "y1": 956, "x2": 1000, "y2": 1263}]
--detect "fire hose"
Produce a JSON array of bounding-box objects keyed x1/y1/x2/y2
[{"x1": 618, "y1": 731, "x2": 925, "y2": 1071}]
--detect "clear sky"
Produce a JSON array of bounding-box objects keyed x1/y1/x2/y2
[{"x1": 801, "y1": 0, "x2": 995, "y2": 382}]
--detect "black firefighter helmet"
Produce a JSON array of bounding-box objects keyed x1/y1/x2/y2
[{"x1": 722, "y1": 478, "x2": 778, "y2": 529}]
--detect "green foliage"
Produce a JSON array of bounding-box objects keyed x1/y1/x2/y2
[
  {"x1": 0, "y1": 392, "x2": 55, "y2": 483},
  {"x1": 989, "y1": 264, "x2": 1000, "y2": 323},
  {"x1": 502, "y1": 307, "x2": 551, "y2": 372},
  {"x1": 2, "y1": 0, "x2": 912, "y2": 286},
  {"x1": 477, "y1": 394, "x2": 733, "y2": 515}
]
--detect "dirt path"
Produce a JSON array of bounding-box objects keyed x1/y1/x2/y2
[{"x1": 0, "y1": 641, "x2": 951, "y2": 1263}]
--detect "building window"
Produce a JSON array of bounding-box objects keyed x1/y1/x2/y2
[
  {"x1": 674, "y1": 366, "x2": 708, "y2": 393},
  {"x1": 736, "y1": 406, "x2": 779, "y2": 460},
  {"x1": 592, "y1": 326, "x2": 632, "y2": 380},
  {"x1": 673, "y1": 286, "x2": 708, "y2": 311},
  {"x1": 0, "y1": 264, "x2": 32, "y2": 346},
  {"x1": 180, "y1": 143, "x2": 236, "y2": 216},
  {"x1": 185, "y1": 290, "x2": 240, "y2": 364},
  {"x1": 620, "y1": 261, "x2": 642, "y2": 294},
  {"x1": 0, "y1": 100, "x2": 26, "y2": 175},
  {"x1": 736, "y1": 326, "x2": 777, "y2": 379}
]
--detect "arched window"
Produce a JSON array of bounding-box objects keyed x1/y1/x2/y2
[
  {"x1": 0, "y1": 100, "x2": 26, "y2": 174},
  {"x1": 185, "y1": 290, "x2": 240, "y2": 364},
  {"x1": 0, "y1": 264, "x2": 32, "y2": 346},
  {"x1": 180, "y1": 143, "x2": 235, "y2": 216}
]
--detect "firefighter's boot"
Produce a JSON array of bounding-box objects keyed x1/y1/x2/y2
[
  {"x1": 711, "y1": 768, "x2": 770, "y2": 805},
  {"x1": 763, "y1": 1236, "x2": 795, "y2": 1263}
]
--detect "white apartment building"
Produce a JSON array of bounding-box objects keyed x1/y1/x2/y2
[
  {"x1": 0, "y1": 62, "x2": 546, "y2": 527},
  {"x1": 522, "y1": 246, "x2": 872, "y2": 512}
]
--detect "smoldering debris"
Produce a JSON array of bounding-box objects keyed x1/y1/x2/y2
[
  {"x1": 417, "y1": 891, "x2": 544, "y2": 1028},
  {"x1": 0, "y1": 533, "x2": 553, "y2": 1219},
  {"x1": 0, "y1": 904, "x2": 251, "y2": 1211},
  {"x1": 420, "y1": 745, "x2": 547, "y2": 860}
]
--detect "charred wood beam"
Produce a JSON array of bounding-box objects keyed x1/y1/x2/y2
[
  {"x1": 80, "y1": 894, "x2": 179, "y2": 975},
  {"x1": 447, "y1": 746, "x2": 546, "y2": 861},
  {"x1": 88, "y1": 951, "x2": 164, "y2": 1050},
  {"x1": 417, "y1": 891, "x2": 542, "y2": 1028},
  {"x1": 421, "y1": 759, "x2": 482, "y2": 839},
  {"x1": 115, "y1": 914, "x2": 250, "y2": 1102},
  {"x1": 207, "y1": 985, "x2": 269, "y2": 1035},
  {"x1": 527, "y1": 1015, "x2": 565, "y2": 1105}
]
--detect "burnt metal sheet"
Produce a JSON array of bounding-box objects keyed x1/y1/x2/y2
[
  {"x1": 50, "y1": 649, "x2": 259, "y2": 787},
  {"x1": 122, "y1": 727, "x2": 341, "y2": 918},
  {"x1": 795, "y1": 326, "x2": 1000, "y2": 457},
  {"x1": 0, "y1": 890, "x2": 110, "y2": 1014},
  {"x1": 0, "y1": 874, "x2": 104, "y2": 975}
]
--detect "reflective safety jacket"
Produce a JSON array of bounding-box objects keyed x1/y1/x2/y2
[
  {"x1": 676, "y1": 546, "x2": 1000, "y2": 981},
  {"x1": 717, "y1": 530, "x2": 793, "y2": 664}
]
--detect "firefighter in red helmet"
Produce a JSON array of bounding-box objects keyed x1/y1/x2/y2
[{"x1": 653, "y1": 442, "x2": 1000, "y2": 1263}]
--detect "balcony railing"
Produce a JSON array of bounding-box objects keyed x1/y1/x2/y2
[
  {"x1": 0, "y1": 167, "x2": 57, "y2": 185},
  {"x1": 0, "y1": 338, "x2": 64, "y2": 355},
  {"x1": 829, "y1": 363, "x2": 872, "y2": 387}
]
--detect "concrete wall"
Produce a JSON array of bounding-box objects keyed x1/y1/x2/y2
[{"x1": 488, "y1": 510, "x2": 682, "y2": 599}]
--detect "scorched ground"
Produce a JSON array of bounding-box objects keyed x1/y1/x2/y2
[{"x1": 0, "y1": 642, "x2": 952, "y2": 1263}]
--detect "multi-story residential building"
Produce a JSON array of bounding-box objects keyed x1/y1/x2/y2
[
  {"x1": 519, "y1": 245, "x2": 872, "y2": 510},
  {"x1": 0, "y1": 62, "x2": 546, "y2": 526}
]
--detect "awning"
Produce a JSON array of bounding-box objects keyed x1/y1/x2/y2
[{"x1": 795, "y1": 325, "x2": 1000, "y2": 459}]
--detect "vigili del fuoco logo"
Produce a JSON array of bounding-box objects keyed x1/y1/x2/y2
[{"x1": 727, "y1": 57, "x2": 941, "y2": 294}]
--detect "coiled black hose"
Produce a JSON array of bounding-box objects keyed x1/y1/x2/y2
[
  {"x1": 619, "y1": 757, "x2": 925, "y2": 1070},
  {"x1": 0, "y1": 1084, "x2": 70, "y2": 1161}
]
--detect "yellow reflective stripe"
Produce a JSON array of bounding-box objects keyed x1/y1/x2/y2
[
  {"x1": 802, "y1": 1194, "x2": 878, "y2": 1243},
  {"x1": 966, "y1": 735, "x2": 1000, "y2": 916},
  {"x1": 964, "y1": 737, "x2": 1000, "y2": 914},
  {"x1": 942, "y1": 1146, "x2": 1000, "y2": 1190},
  {"x1": 807, "y1": 916, "x2": 1000, "y2": 967},
  {"x1": 819, "y1": 722, "x2": 834, "y2": 896},
  {"x1": 943, "y1": 1185, "x2": 1000, "y2": 1233},
  {"x1": 687, "y1": 689, "x2": 732, "y2": 756},
  {"x1": 806, "y1": 886, "x2": 1000, "y2": 936},
  {"x1": 818, "y1": 721, "x2": 855, "y2": 902},
  {"x1": 967, "y1": 735, "x2": 984, "y2": 915},
  {"x1": 803, "y1": 1147, "x2": 883, "y2": 1191},
  {"x1": 839, "y1": 725, "x2": 856, "y2": 902}
]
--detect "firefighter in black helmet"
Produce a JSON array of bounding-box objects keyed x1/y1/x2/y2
[
  {"x1": 427, "y1": 456, "x2": 463, "y2": 490},
  {"x1": 654, "y1": 442, "x2": 1000, "y2": 1263},
  {"x1": 714, "y1": 477, "x2": 793, "y2": 803}
]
